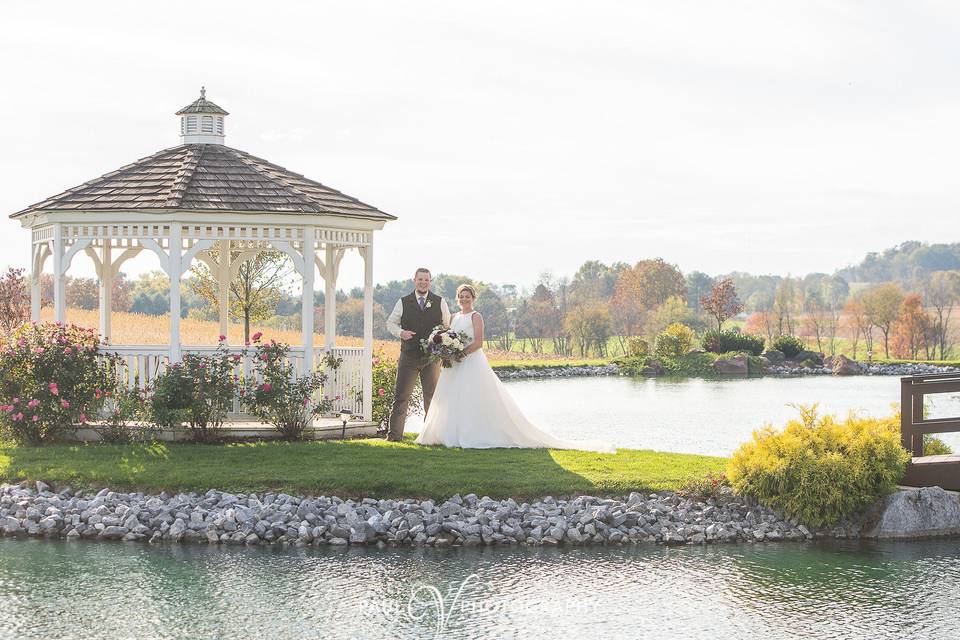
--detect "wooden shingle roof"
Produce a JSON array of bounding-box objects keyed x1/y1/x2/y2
[{"x1": 11, "y1": 144, "x2": 396, "y2": 220}]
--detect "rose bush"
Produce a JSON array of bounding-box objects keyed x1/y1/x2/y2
[
  {"x1": 367, "y1": 347, "x2": 422, "y2": 428},
  {"x1": 0, "y1": 322, "x2": 116, "y2": 445},
  {"x1": 241, "y1": 337, "x2": 331, "y2": 441},
  {"x1": 149, "y1": 340, "x2": 235, "y2": 443}
]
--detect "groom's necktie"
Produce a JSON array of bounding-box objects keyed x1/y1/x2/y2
[{"x1": 418, "y1": 296, "x2": 425, "y2": 311}]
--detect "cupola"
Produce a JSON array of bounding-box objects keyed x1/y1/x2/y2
[{"x1": 176, "y1": 87, "x2": 228, "y2": 144}]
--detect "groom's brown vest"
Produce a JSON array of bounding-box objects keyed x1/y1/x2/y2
[{"x1": 399, "y1": 291, "x2": 444, "y2": 355}]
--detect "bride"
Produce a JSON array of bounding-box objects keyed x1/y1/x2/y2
[{"x1": 415, "y1": 284, "x2": 615, "y2": 452}]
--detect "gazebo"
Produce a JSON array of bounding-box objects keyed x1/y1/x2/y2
[{"x1": 10, "y1": 88, "x2": 395, "y2": 428}]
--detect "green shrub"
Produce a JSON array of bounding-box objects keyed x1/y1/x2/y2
[
  {"x1": 150, "y1": 340, "x2": 236, "y2": 443},
  {"x1": 727, "y1": 406, "x2": 909, "y2": 527},
  {"x1": 627, "y1": 337, "x2": 649, "y2": 358},
  {"x1": 654, "y1": 323, "x2": 697, "y2": 359},
  {"x1": 656, "y1": 352, "x2": 717, "y2": 377},
  {"x1": 702, "y1": 329, "x2": 765, "y2": 356},
  {"x1": 241, "y1": 337, "x2": 332, "y2": 441},
  {"x1": 923, "y1": 435, "x2": 953, "y2": 456},
  {"x1": 772, "y1": 335, "x2": 806, "y2": 358},
  {"x1": 94, "y1": 384, "x2": 157, "y2": 444},
  {"x1": 367, "y1": 347, "x2": 422, "y2": 428},
  {"x1": 0, "y1": 322, "x2": 116, "y2": 445}
]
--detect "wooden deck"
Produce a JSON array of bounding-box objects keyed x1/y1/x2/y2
[
  {"x1": 67, "y1": 418, "x2": 380, "y2": 443},
  {"x1": 903, "y1": 455, "x2": 960, "y2": 491},
  {"x1": 900, "y1": 373, "x2": 960, "y2": 491}
]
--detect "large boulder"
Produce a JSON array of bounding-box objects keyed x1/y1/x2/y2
[
  {"x1": 761, "y1": 349, "x2": 785, "y2": 363},
  {"x1": 831, "y1": 354, "x2": 860, "y2": 376},
  {"x1": 861, "y1": 487, "x2": 960, "y2": 539},
  {"x1": 792, "y1": 350, "x2": 823, "y2": 365},
  {"x1": 713, "y1": 355, "x2": 749, "y2": 376}
]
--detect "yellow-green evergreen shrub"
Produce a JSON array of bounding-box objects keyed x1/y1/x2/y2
[{"x1": 727, "y1": 406, "x2": 909, "y2": 527}]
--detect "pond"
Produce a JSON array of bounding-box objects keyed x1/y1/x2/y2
[
  {"x1": 0, "y1": 537, "x2": 957, "y2": 639},
  {"x1": 406, "y1": 375, "x2": 960, "y2": 456}
]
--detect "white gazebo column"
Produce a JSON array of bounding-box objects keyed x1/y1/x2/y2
[
  {"x1": 98, "y1": 244, "x2": 113, "y2": 339},
  {"x1": 217, "y1": 240, "x2": 231, "y2": 341},
  {"x1": 30, "y1": 245, "x2": 41, "y2": 322},
  {"x1": 323, "y1": 244, "x2": 336, "y2": 350},
  {"x1": 362, "y1": 241, "x2": 374, "y2": 421},
  {"x1": 168, "y1": 225, "x2": 183, "y2": 362},
  {"x1": 52, "y1": 225, "x2": 65, "y2": 323},
  {"x1": 301, "y1": 230, "x2": 316, "y2": 373}
]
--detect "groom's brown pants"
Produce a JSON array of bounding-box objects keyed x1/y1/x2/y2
[{"x1": 387, "y1": 350, "x2": 440, "y2": 441}]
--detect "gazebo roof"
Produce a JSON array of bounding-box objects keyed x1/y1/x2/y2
[
  {"x1": 175, "y1": 94, "x2": 229, "y2": 116},
  {"x1": 11, "y1": 143, "x2": 396, "y2": 220}
]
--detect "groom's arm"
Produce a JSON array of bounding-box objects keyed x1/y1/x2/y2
[{"x1": 386, "y1": 299, "x2": 405, "y2": 339}]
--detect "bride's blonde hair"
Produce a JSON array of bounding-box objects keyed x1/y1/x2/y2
[{"x1": 456, "y1": 284, "x2": 478, "y2": 300}]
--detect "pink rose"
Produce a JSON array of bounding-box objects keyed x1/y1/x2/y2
[
  {"x1": 219, "y1": 334, "x2": 227, "y2": 342},
  {"x1": 260, "y1": 354, "x2": 268, "y2": 361},
  {"x1": 48, "y1": 382, "x2": 59, "y2": 396},
  {"x1": 34, "y1": 347, "x2": 45, "y2": 354},
  {"x1": 64, "y1": 347, "x2": 72, "y2": 354},
  {"x1": 252, "y1": 332, "x2": 263, "y2": 342},
  {"x1": 61, "y1": 399, "x2": 70, "y2": 408},
  {"x1": 377, "y1": 388, "x2": 385, "y2": 397},
  {"x1": 372, "y1": 357, "x2": 380, "y2": 366},
  {"x1": 94, "y1": 389, "x2": 103, "y2": 400},
  {"x1": 261, "y1": 383, "x2": 272, "y2": 393},
  {"x1": 79, "y1": 413, "x2": 87, "y2": 424},
  {"x1": 28, "y1": 399, "x2": 40, "y2": 408},
  {"x1": 12, "y1": 413, "x2": 23, "y2": 422},
  {"x1": 335, "y1": 394, "x2": 341, "y2": 401},
  {"x1": 32, "y1": 415, "x2": 39, "y2": 422},
  {"x1": 302, "y1": 397, "x2": 310, "y2": 406}
]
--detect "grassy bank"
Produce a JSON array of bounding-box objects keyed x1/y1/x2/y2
[
  {"x1": 0, "y1": 436, "x2": 725, "y2": 500},
  {"x1": 489, "y1": 358, "x2": 610, "y2": 371}
]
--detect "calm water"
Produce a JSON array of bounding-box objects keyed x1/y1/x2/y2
[
  {"x1": 0, "y1": 538, "x2": 958, "y2": 639},
  {"x1": 408, "y1": 375, "x2": 960, "y2": 456}
]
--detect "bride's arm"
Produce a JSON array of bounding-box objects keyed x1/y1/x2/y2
[{"x1": 463, "y1": 312, "x2": 484, "y2": 355}]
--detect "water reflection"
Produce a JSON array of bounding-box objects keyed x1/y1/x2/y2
[{"x1": 1, "y1": 538, "x2": 958, "y2": 639}]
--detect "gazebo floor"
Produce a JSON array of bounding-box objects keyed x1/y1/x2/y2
[{"x1": 68, "y1": 418, "x2": 380, "y2": 443}]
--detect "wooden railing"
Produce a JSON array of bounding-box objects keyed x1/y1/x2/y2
[
  {"x1": 99, "y1": 344, "x2": 367, "y2": 419},
  {"x1": 900, "y1": 372, "x2": 960, "y2": 491}
]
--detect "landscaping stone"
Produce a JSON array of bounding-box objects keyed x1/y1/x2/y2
[
  {"x1": 860, "y1": 487, "x2": 960, "y2": 539},
  {"x1": 712, "y1": 355, "x2": 749, "y2": 376},
  {"x1": 830, "y1": 354, "x2": 860, "y2": 376},
  {"x1": 495, "y1": 364, "x2": 620, "y2": 380}
]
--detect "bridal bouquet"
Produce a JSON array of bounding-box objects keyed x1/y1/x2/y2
[{"x1": 421, "y1": 325, "x2": 471, "y2": 368}]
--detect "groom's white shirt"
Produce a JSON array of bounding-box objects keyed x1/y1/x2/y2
[{"x1": 386, "y1": 293, "x2": 451, "y2": 339}]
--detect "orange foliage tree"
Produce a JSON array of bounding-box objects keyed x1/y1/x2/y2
[{"x1": 892, "y1": 293, "x2": 933, "y2": 360}]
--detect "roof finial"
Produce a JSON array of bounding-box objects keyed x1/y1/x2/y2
[{"x1": 200, "y1": 86, "x2": 206, "y2": 100}]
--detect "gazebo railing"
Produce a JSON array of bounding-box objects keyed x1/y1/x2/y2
[{"x1": 98, "y1": 344, "x2": 367, "y2": 419}]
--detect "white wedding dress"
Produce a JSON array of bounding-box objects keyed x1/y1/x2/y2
[{"x1": 415, "y1": 311, "x2": 616, "y2": 452}]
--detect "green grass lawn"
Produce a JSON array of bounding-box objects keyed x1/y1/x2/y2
[{"x1": 0, "y1": 435, "x2": 726, "y2": 500}]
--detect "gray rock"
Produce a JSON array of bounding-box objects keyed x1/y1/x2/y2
[{"x1": 861, "y1": 487, "x2": 960, "y2": 539}]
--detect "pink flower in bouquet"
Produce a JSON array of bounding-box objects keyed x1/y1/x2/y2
[
  {"x1": 48, "y1": 382, "x2": 59, "y2": 396},
  {"x1": 433, "y1": 334, "x2": 443, "y2": 344}
]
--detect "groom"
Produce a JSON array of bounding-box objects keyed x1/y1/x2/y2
[{"x1": 385, "y1": 267, "x2": 451, "y2": 441}]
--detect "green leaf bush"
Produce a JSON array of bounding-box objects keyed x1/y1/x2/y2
[
  {"x1": 727, "y1": 406, "x2": 910, "y2": 527},
  {"x1": 149, "y1": 340, "x2": 236, "y2": 442},
  {"x1": 0, "y1": 322, "x2": 117, "y2": 445},
  {"x1": 702, "y1": 329, "x2": 765, "y2": 356},
  {"x1": 771, "y1": 335, "x2": 806, "y2": 358},
  {"x1": 240, "y1": 336, "x2": 332, "y2": 441},
  {"x1": 654, "y1": 323, "x2": 697, "y2": 359}
]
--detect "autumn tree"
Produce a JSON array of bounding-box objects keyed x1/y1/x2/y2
[
  {"x1": 563, "y1": 304, "x2": 613, "y2": 357},
  {"x1": 611, "y1": 258, "x2": 686, "y2": 343},
  {"x1": 924, "y1": 270, "x2": 960, "y2": 359},
  {"x1": 862, "y1": 282, "x2": 905, "y2": 358},
  {"x1": 190, "y1": 251, "x2": 292, "y2": 342},
  {"x1": 515, "y1": 284, "x2": 561, "y2": 354},
  {"x1": 842, "y1": 296, "x2": 869, "y2": 359},
  {"x1": 892, "y1": 293, "x2": 932, "y2": 360},
  {"x1": 700, "y1": 278, "x2": 744, "y2": 333},
  {"x1": 773, "y1": 278, "x2": 800, "y2": 336},
  {"x1": 0, "y1": 267, "x2": 29, "y2": 338}
]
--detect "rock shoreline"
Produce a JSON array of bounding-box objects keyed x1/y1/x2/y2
[
  {"x1": 2, "y1": 482, "x2": 813, "y2": 548},
  {"x1": 495, "y1": 364, "x2": 619, "y2": 380}
]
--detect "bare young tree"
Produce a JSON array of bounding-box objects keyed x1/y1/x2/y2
[
  {"x1": 0, "y1": 267, "x2": 29, "y2": 337},
  {"x1": 700, "y1": 278, "x2": 744, "y2": 333},
  {"x1": 924, "y1": 271, "x2": 960, "y2": 360}
]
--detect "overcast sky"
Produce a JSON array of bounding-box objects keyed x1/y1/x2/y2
[{"x1": 1, "y1": 1, "x2": 957, "y2": 291}]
